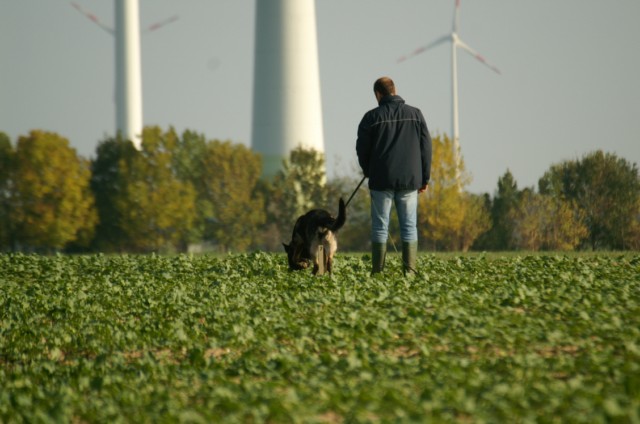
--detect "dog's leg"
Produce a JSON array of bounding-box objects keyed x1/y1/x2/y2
[
  {"x1": 325, "y1": 236, "x2": 336, "y2": 274},
  {"x1": 315, "y1": 244, "x2": 324, "y2": 275}
]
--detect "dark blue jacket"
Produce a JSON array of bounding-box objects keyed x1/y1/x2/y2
[{"x1": 356, "y1": 95, "x2": 432, "y2": 191}]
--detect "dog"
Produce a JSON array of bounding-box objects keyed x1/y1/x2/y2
[{"x1": 283, "y1": 198, "x2": 346, "y2": 275}]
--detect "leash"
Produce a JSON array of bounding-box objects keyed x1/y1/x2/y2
[
  {"x1": 370, "y1": 199, "x2": 399, "y2": 254},
  {"x1": 345, "y1": 176, "x2": 366, "y2": 208}
]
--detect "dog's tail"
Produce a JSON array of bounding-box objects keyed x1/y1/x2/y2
[{"x1": 330, "y1": 197, "x2": 347, "y2": 232}]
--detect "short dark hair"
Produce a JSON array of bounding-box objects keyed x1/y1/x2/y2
[{"x1": 373, "y1": 77, "x2": 396, "y2": 97}]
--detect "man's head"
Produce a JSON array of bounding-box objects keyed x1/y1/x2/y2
[{"x1": 373, "y1": 77, "x2": 396, "y2": 102}]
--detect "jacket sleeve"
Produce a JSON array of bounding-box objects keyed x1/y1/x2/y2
[
  {"x1": 356, "y1": 114, "x2": 371, "y2": 177},
  {"x1": 419, "y1": 111, "x2": 432, "y2": 185}
]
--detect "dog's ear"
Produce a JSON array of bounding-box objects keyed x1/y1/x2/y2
[{"x1": 282, "y1": 243, "x2": 290, "y2": 253}]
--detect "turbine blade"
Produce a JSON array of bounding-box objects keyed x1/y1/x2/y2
[
  {"x1": 397, "y1": 35, "x2": 449, "y2": 63},
  {"x1": 453, "y1": 0, "x2": 461, "y2": 33},
  {"x1": 71, "y1": 2, "x2": 114, "y2": 35},
  {"x1": 456, "y1": 38, "x2": 501, "y2": 74},
  {"x1": 144, "y1": 15, "x2": 179, "y2": 33}
]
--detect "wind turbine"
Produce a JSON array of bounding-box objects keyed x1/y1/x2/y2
[
  {"x1": 71, "y1": 1, "x2": 178, "y2": 148},
  {"x1": 398, "y1": 0, "x2": 500, "y2": 175},
  {"x1": 251, "y1": 0, "x2": 325, "y2": 178}
]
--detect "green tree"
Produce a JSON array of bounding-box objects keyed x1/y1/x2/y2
[
  {"x1": 325, "y1": 175, "x2": 370, "y2": 252},
  {"x1": 111, "y1": 127, "x2": 197, "y2": 252},
  {"x1": 539, "y1": 151, "x2": 640, "y2": 249},
  {"x1": 172, "y1": 130, "x2": 211, "y2": 248},
  {"x1": 265, "y1": 147, "x2": 328, "y2": 246},
  {"x1": 10, "y1": 131, "x2": 96, "y2": 252},
  {"x1": 90, "y1": 136, "x2": 138, "y2": 251},
  {"x1": 477, "y1": 170, "x2": 520, "y2": 250},
  {"x1": 0, "y1": 132, "x2": 14, "y2": 250},
  {"x1": 200, "y1": 140, "x2": 265, "y2": 252},
  {"x1": 628, "y1": 197, "x2": 640, "y2": 250}
]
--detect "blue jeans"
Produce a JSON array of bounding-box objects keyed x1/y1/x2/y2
[{"x1": 370, "y1": 190, "x2": 418, "y2": 243}]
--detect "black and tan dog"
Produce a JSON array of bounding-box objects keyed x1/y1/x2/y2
[{"x1": 283, "y1": 198, "x2": 346, "y2": 275}]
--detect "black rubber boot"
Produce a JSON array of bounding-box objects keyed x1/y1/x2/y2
[
  {"x1": 371, "y1": 242, "x2": 387, "y2": 274},
  {"x1": 402, "y1": 241, "x2": 418, "y2": 276}
]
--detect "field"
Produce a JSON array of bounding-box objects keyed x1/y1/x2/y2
[{"x1": 1, "y1": 252, "x2": 639, "y2": 423}]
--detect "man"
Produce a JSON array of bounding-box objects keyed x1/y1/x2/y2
[{"x1": 356, "y1": 77, "x2": 432, "y2": 275}]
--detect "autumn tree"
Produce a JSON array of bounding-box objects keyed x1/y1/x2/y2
[
  {"x1": 9, "y1": 131, "x2": 97, "y2": 252},
  {"x1": 509, "y1": 189, "x2": 587, "y2": 251},
  {"x1": 419, "y1": 134, "x2": 489, "y2": 251},
  {"x1": 458, "y1": 193, "x2": 491, "y2": 251},
  {"x1": 200, "y1": 140, "x2": 265, "y2": 252},
  {"x1": 539, "y1": 151, "x2": 640, "y2": 249},
  {"x1": 508, "y1": 189, "x2": 539, "y2": 250},
  {"x1": 419, "y1": 134, "x2": 463, "y2": 250},
  {"x1": 542, "y1": 197, "x2": 588, "y2": 250}
]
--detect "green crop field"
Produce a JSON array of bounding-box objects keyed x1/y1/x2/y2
[{"x1": 1, "y1": 253, "x2": 639, "y2": 423}]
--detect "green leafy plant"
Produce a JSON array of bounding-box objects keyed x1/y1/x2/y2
[{"x1": 0, "y1": 253, "x2": 638, "y2": 422}]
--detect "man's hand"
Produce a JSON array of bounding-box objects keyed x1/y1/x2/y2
[{"x1": 418, "y1": 183, "x2": 428, "y2": 194}]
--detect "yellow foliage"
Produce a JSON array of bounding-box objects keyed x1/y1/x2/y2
[
  {"x1": 418, "y1": 134, "x2": 487, "y2": 250},
  {"x1": 11, "y1": 131, "x2": 96, "y2": 250},
  {"x1": 509, "y1": 190, "x2": 588, "y2": 251}
]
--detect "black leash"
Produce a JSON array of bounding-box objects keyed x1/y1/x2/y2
[{"x1": 345, "y1": 176, "x2": 366, "y2": 208}]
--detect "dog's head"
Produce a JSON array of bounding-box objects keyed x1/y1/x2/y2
[{"x1": 283, "y1": 242, "x2": 310, "y2": 270}]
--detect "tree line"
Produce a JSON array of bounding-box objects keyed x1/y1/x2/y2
[{"x1": 0, "y1": 128, "x2": 638, "y2": 253}]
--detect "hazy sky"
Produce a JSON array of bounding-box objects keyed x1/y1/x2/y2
[{"x1": 2, "y1": 0, "x2": 639, "y2": 194}]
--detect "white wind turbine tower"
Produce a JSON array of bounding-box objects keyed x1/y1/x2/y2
[
  {"x1": 251, "y1": 0, "x2": 325, "y2": 178},
  {"x1": 398, "y1": 0, "x2": 500, "y2": 177},
  {"x1": 72, "y1": 1, "x2": 178, "y2": 149}
]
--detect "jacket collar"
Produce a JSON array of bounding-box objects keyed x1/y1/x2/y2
[{"x1": 378, "y1": 95, "x2": 405, "y2": 106}]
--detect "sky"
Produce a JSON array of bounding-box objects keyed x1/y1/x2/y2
[{"x1": 1, "y1": 0, "x2": 639, "y2": 194}]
